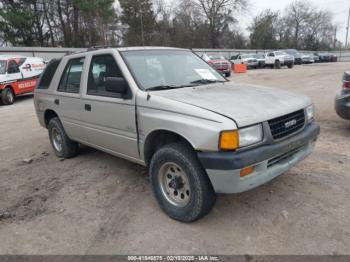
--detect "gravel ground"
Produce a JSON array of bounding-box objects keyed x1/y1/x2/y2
[{"x1": 0, "y1": 62, "x2": 349, "y2": 255}]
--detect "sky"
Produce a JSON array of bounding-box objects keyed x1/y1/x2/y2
[
  {"x1": 237, "y1": 0, "x2": 350, "y2": 44},
  {"x1": 159, "y1": 0, "x2": 350, "y2": 45}
]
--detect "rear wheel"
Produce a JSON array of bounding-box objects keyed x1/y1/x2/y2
[
  {"x1": 150, "y1": 143, "x2": 217, "y2": 222},
  {"x1": 1, "y1": 87, "x2": 15, "y2": 105},
  {"x1": 225, "y1": 71, "x2": 231, "y2": 77},
  {"x1": 48, "y1": 117, "x2": 79, "y2": 159},
  {"x1": 287, "y1": 62, "x2": 294, "y2": 69}
]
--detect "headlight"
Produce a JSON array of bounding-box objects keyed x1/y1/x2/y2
[
  {"x1": 306, "y1": 104, "x2": 314, "y2": 121},
  {"x1": 219, "y1": 124, "x2": 263, "y2": 150},
  {"x1": 239, "y1": 124, "x2": 263, "y2": 147}
]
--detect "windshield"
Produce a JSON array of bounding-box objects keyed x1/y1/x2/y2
[
  {"x1": 0, "y1": 60, "x2": 6, "y2": 74},
  {"x1": 121, "y1": 50, "x2": 226, "y2": 91},
  {"x1": 208, "y1": 55, "x2": 225, "y2": 60},
  {"x1": 241, "y1": 55, "x2": 253, "y2": 59}
]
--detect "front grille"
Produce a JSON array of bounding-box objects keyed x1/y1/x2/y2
[
  {"x1": 213, "y1": 62, "x2": 229, "y2": 69},
  {"x1": 268, "y1": 109, "x2": 305, "y2": 140},
  {"x1": 267, "y1": 146, "x2": 304, "y2": 167}
]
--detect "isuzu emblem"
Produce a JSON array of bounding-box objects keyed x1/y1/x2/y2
[{"x1": 285, "y1": 119, "x2": 297, "y2": 128}]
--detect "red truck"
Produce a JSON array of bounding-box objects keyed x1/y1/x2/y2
[{"x1": 201, "y1": 53, "x2": 232, "y2": 77}]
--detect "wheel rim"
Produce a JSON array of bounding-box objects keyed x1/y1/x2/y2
[
  {"x1": 6, "y1": 89, "x2": 14, "y2": 103},
  {"x1": 51, "y1": 127, "x2": 63, "y2": 152},
  {"x1": 158, "y1": 162, "x2": 191, "y2": 207}
]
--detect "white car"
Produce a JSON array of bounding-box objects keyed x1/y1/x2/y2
[
  {"x1": 265, "y1": 51, "x2": 294, "y2": 69},
  {"x1": 230, "y1": 54, "x2": 259, "y2": 68}
]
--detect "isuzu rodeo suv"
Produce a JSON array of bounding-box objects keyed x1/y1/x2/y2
[{"x1": 34, "y1": 47, "x2": 320, "y2": 222}]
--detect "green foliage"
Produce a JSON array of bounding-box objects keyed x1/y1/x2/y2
[
  {"x1": 119, "y1": 0, "x2": 155, "y2": 45},
  {"x1": 0, "y1": 1, "x2": 36, "y2": 45},
  {"x1": 248, "y1": 10, "x2": 280, "y2": 49}
]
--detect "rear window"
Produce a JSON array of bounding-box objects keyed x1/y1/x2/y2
[{"x1": 37, "y1": 59, "x2": 61, "y2": 89}]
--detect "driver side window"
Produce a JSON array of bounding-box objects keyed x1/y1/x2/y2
[
  {"x1": 87, "y1": 54, "x2": 123, "y2": 98},
  {"x1": 7, "y1": 60, "x2": 20, "y2": 74}
]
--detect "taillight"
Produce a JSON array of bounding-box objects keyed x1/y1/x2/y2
[{"x1": 343, "y1": 81, "x2": 350, "y2": 89}]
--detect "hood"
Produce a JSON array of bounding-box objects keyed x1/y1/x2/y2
[{"x1": 153, "y1": 82, "x2": 311, "y2": 127}]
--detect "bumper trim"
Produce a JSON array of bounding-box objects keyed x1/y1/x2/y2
[{"x1": 197, "y1": 122, "x2": 320, "y2": 171}]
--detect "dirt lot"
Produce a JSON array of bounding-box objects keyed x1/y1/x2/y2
[{"x1": 0, "y1": 62, "x2": 349, "y2": 255}]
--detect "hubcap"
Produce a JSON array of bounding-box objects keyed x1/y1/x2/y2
[
  {"x1": 158, "y1": 162, "x2": 191, "y2": 207},
  {"x1": 51, "y1": 128, "x2": 63, "y2": 152}
]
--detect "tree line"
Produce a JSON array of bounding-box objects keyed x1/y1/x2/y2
[{"x1": 0, "y1": 0, "x2": 341, "y2": 51}]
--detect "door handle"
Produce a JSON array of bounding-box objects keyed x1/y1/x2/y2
[
  {"x1": 54, "y1": 99, "x2": 59, "y2": 105},
  {"x1": 85, "y1": 104, "x2": 91, "y2": 111}
]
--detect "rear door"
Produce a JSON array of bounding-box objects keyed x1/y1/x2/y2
[
  {"x1": 80, "y1": 52, "x2": 139, "y2": 160},
  {"x1": 54, "y1": 56, "x2": 89, "y2": 143}
]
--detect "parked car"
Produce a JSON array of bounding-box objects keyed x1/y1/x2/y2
[
  {"x1": 330, "y1": 54, "x2": 338, "y2": 62},
  {"x1": 315, "y1": 53, "x2": 331, "y2": 62},
  {"x1": 265, "y1": 51, "x2": 295, "y2": 69},
  {"x1": 0, "y1": 55, "x2": 45, "y2": 105},
  {"x1": 335, "y1": 72, "x2": 350, "y2": 120},
  {"x1": 201, "y1": 53, "x2": 231, "y2": 77},
  {"x1": 301, "y1": 53, "x2": 314, "y2": 64},
  {"x1": 281, "y1": 49, "x2": 303, "y2": 65},
  {"x1": 253, "y1": 54, "x2": 266, "y2": 68},
  {"x1": 230, "y1": 54, "x2": 259, "y2": 69},
  {"x1": 309, "y1": 52, "x2": 320, "y2": 63},
  {"x1": 34, "y1": 47, "x2": 320, "y2": 222}
]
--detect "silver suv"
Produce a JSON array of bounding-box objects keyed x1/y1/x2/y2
[{"x1": 34, "y1": 47, "x2": 320, "y2": 222}]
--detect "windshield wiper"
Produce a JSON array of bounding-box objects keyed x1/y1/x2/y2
[
  {"x1": 190, "y1": 79, "x2": 227, "y2": 85},
  {"x1": 146, "y1": 85, "x2": 186, "y2": 91}
]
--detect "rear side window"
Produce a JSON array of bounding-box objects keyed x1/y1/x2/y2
[
  {"x1": 37, "y1": 59, "x2": 61, "y2": 89},
  {"x1": 58, "y1": 57, "x2": 85, "y2": 93}
]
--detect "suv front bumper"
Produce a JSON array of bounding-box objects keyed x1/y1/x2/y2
[{"x1": 197, "y1": 123, "x2": 320, "y2": 193}]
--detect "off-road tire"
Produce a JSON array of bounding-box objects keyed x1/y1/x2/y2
[
  {"x1": 149, "y1": 143, "x2": 217, "y2": 222},
  {"x1": 1, "y1": 87, "x2": 15, "y2": 105},
  {"x1": 48, "y1": 117, "x2": 79, "y2": 159},
  {"x1": 274, "y1": 60, "x2": 281, "y2": 69}
]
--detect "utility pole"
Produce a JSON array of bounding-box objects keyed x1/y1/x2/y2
[{"x1": 345, "y1": 5, "x2": 350, "y2": 49}]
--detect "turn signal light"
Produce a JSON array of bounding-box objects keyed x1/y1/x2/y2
[
  {"x1": 240, "y1": 166, "x2": 255, "y2": 177},
  {"x1": 219, "y1": 130, "x2": 239, "y2": 150}
]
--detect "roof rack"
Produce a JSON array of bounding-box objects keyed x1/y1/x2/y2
[{"x1": 87, "y1": 45, "x2": 117, "y2": 51}]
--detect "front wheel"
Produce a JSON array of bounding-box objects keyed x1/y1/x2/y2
[
  {"x1": 149, "y1": 143, "x2": 217, "y2": 222},
  {"x1": 1, "y1": 87, "x2": 15, "y2": 105},
  {"x1": 274, "y1": 60, "x2": 281, "y2": 69}
]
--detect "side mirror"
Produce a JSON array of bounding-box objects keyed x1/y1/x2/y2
[{"x1": 105, "y1": 77, "x2": 127, "y2": 94}]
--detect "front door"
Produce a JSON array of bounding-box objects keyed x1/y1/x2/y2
[{"x1": 81, "y1": 53, "x2": 139, "y2": 160}]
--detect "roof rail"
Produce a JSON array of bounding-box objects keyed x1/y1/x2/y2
[{"x1": 87, "y1": 45, "x2": 117, "y2": 51}]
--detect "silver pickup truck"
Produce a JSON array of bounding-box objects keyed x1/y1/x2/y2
[{"x1": 34, "y1": 47, "x2": 320, "y2": 222}]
